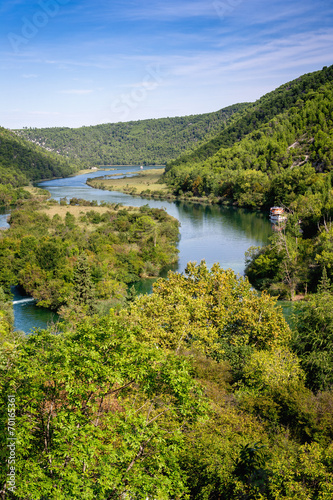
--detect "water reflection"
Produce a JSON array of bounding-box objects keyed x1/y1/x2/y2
[
  {"x1": 37, "y1": 166, "x2": 272, "y2": 276},
  {"x1": 0, "y1": 207, "x2": 10, "y2": 228},
  {"x1": 9, "y1": 166, "x2": 273, "y2": 332}
]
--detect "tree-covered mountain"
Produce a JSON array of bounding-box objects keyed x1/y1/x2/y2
[
  {"x1": 160, "y1": 65, "x2": 333, "y2": 299},
  {"x1": 0, "y1": 127, "x2": 80, "y2": 206},
  {"x1": 15, "y1": 104, "x2": 248, "y2": 167},
  {"x1": 0, "y1": 127, "x2": 79, "y2": 188},
  {"x1": 164, "y1": 65, "x2": 333, "y2": 207}
]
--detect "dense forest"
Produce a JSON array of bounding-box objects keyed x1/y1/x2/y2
[
  {"x1": 161, "y1": 65, "x2": 333, "y2": 299},
  {"x1": 0, "y1": 127, "x2": 79, "y2": 206},
  {"x1": 1, "y1": 262, "x2": 333, "y2": 498},
  {"x1": 1, "y1": 65, "x2": 333, "y2": 498},
  {"x1": 164, "y1": 65, "x2": 333, "y2": 206},
  {"x1": 0, "y1": 199, "x2": 179, "y2": 315},
  {"x1": 15, "y1": 104, "x2": 248, "y2": 167},
  {"x1": 0, "y1": 127, "x2": 79, "y2": 185}
]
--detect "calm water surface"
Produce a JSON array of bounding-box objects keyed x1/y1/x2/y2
[
  {"x1": 0, "y1": 207, "x2": 10, "y2": 228},
  {"x1": 9, "y1": 166, "x2": 273, "y2": 332},
  {"x1": 38, "y1": 166, "x2": 272, "y2": 274}
]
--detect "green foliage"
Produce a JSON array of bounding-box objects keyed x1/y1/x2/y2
[
  {"x1": 0, "y1": 185, "x2": 32, "y2": 207},
  {"x1": 0, "y1": 127, "x2": 79, "y2": 189},
  {"x1": 16, "y1": 104, "x2": 248, "y2": 167},
  {"x1": 179, "y1": 349, "x2": 333, "y2": 499},
  {"x1": 245, "y1": 213, "x2": 333, "y2": 298},
  {"x1": 0, "y1": 201, "x2": 179, "y2": 314},
  {"x1": 242, "y1": 348, "x2": 304, "y2": 392},
  {"x1": 0, "y1": 287, "x2": 14, "y2": 332},
  {"x1": 164, "y1": 65, "x2": 333, "y2": 210},
  {"x1": 233, "y1": 442, "x2": 270, "y2": 499},
  {"x1": 0, "y1": 257, "x2": 332, "y2": 499},
  {"x1": 0, "y1": 313, "x2": 207, "y2": 498},
  {"x1": 292, "y1": 286, "x2": 333, "y2": 391},
  {"x1": 124, "y1": 261, "x2": 291, "y2": 358},
  {"x1": 268, "y1": 442, "x2": 333, "y2": 499}
]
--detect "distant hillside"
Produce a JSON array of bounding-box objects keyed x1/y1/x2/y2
[
  {"x1": 0, "y1": 127, "x2": 79, "y2": 188},
  {"x1": 15, "y1": 104, "x2": 249, "y2": 167},
  {"x1": 164, "y1": 65, "x2": 333, "y2": 208}
]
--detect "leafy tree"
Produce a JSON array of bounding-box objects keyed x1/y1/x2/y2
[
  {"x1": 292, "y1": 285, "x2": 333, "y2": 391},
  {"x1": 0, "y1": 314, "x2": 206, "y2": 499},
  {"x1": 268, "y1": 442, "x2": 333, "y2": 499},
  {"x1": 232, "y1": 442, "x2": 270, "y2": 499},
  {"x1": 72, "y1": 253, "x2": 96, "y2": 314},
  {"x1": 124, "y1": 261, "x2": 291, "y2": 359}
]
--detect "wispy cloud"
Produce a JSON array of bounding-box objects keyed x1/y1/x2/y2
[
  {"x1": 58, "y1": 89, "x2": 94, "y2": 95},
  {"x1": 245, "y1": 0, "x2": 333, "y2": 26},
  {"x1": 1, "y1": 0, "x2": 332, "y2": 128},
  {"x1": 76, "y1": 0, "x2": 219, "y2": 22},
  {"x1": 121, "y1": 0, "x2": 219, "y2": 20}
]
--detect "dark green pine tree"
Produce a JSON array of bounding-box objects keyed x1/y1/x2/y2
[
  {"x1": 73, "y1": 254, "x2": 96, "y2": 314},
  {"x1": 317, "y1": 266, "x2": 332, "y2": 293}
]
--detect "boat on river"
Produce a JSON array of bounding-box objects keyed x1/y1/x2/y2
[{"x1": 270, "y1": 206, "x2": 287, "y2": 222}]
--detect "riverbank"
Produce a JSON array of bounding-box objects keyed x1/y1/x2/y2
[
  {"x1": 87, "y1": 168, "x2": 169, "y2": 195},
  {"x1": 3, "y1": 198, "x2": 180, "y2": 317},
  {"x1": 72, "y1": 167, "x2": 110, "y2": 176},
  {"x1": 39, "y1": 200, "x2": 143, "y2": 222},
  {"x1": 86, "y1": 168, "x2": 237, "y2": 206},
  {"x1": 24, "y1": 185, "x2": 50, "y2": 199},
  {"x1": 36, "y1": 168, "x2": 273, "y2": 276}
]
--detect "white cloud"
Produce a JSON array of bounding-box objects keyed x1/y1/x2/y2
[
  {"x1": 58, "y1": 89, "x2": 93, "y2": 95},
  {"x1": 157, "y1": 28, "x2": 333, "y2": 81},
  {"x1": 123, "y1": 0, "x2": 219, "y2": 20}
]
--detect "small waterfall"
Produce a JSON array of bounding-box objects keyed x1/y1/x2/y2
[{"x1": 12, "y1": 298, "x2": 36, "y2": 305}]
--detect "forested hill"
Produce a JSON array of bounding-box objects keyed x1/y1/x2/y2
[
  {"x1": 0, "y1": 127, "x2": 79, "y2": 188},
  {"x1": 164, "y1": 65, "x2": 333, "y2": 207},
  {"x1": 15, "y1": 104, "x2": 248, "y2": 167},
  {"x1": 165, "y1": 65, "x2": 333, "y2": 173}
]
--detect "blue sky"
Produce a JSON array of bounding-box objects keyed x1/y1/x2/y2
[{"x1": 1, "y1": 0, "x2": 332, "y2": 128}]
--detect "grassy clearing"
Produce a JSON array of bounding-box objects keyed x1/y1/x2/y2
[
  {"x1": 38, "y1": 204, "x2": 139, "y2": 221},
  {"x1": 38, "y1": 204, "x2": 136, "y2": 233},
  {"x1": 88, "y1": 168, "x2": 169, "y2": 194},
  {"x1": 72, "y1": 167, "x2": 104, "y2": 176},
  {"x1": 39, "y1": 205, "x2": 114, "y2": 219},
  {"x1": 24, "y1": 186, "x2": 50, "y2": 199}
]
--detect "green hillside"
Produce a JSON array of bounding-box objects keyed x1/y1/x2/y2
[
  {"x1": 15, "y1": 104, "x2": 248, "y2": 167},
  {"x1": 161, "y1": 65, "x2": 333, "y2": 299},
  {"x1": 0, "y1": 127, "x2": 79, "y2": 188},
  {"x1": 164, "y1": 65, "x2": 333, "y2": 207}
]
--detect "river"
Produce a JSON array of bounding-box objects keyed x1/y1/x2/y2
[{"x1": 11, "y1": 166, "x2": 273, "y2": 332}]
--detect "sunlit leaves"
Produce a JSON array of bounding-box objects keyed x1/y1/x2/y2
[
  {"x1": 0, "y1": 314, "x2": 206, "y2": 498},
  {"x1": 124, "y1": 261, "x2": 291, "y2": 356}
]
